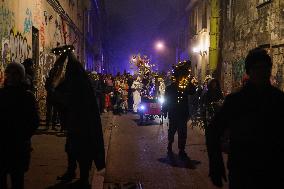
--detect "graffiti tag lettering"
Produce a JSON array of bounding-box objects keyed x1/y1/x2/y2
[{"x1": 9, "y1": 30, "x2": 31, "y2": 63}]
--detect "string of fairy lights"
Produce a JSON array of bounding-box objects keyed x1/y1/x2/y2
[
  {"x1": 173, "y1": 60, "x2": 194, "y2": 104},
  {"x1": 51, "y1": 45, "x2": 75, "y2": 56}
]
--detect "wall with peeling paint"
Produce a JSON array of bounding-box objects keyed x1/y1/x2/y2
[{"x1": 0, "y1": 0, "x2": 89, "y2": 118}]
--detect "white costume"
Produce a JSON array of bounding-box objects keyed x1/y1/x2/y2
[
  {"x1": 159, "y1": 81, "x2": 166, "y2": 96},
  {"x1": 131, "y1": 79, "x2": 142, "y2": 113}
]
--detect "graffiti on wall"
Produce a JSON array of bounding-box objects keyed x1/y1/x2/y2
[
  {"x1": 223, "y1": 61, "x2": 233, "y2": 95},
  {"x1": 54, "y1": 16, "x2": 64, "y2": 46},
  {"x1": 43, "y1": 11, "x2": 53, "y2": 26},
  {"x1": 232, "y1": 59, "x2": 245, "y2": 90},
  {"x1": 33, "y1": 0, "x2": 42, "y2": 28},
  {"x1": 9, "y1": 30, "x2": 31, "y2": 63},
  {"x1": 39, "y1": 23, "x2": 45, "y2": 49},
  {"x1": 2, "y1": 38, "x2": 10, "y2": 65},
  {"x1": 24, "y1": 8, "x2": 33, "y2": 34},
  {"x1": 35, "y1": 53, "x2": 56, "y2": 116},
  {"x1": 0, "y1": 5, "x2": 15, "y2": 39}
]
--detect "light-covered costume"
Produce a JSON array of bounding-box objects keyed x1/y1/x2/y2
[{"x1": 131, "y1": 79, "x2": 142, "y2": 113}]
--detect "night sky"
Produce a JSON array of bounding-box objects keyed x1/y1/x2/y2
[{"x1": 105, "y1": 0, "x2": 181, "y2": 73}]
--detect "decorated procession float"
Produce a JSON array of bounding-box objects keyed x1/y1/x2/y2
[{"x1": 130, "y1": 54, "x2": 165, "y2": 125}]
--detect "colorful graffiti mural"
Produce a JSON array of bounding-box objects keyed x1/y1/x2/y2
[{"x1": 24, "y1": 8, "x2": 33, "y2": 34}]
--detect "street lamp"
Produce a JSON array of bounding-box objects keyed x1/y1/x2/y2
[{"x1": 155, "y1": 41, "x2": 165, "y2": 51}]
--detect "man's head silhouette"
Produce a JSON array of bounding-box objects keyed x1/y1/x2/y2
[{"x1": 245, "y1": 48, "x2": 272, "y2": 87}]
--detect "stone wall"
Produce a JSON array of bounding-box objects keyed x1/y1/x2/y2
[{"x1": 222, "y1": 0, "x2": 284, "y2": 92}]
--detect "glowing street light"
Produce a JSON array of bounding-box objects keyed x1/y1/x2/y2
[{"x1": 155, "y1": 41, "x2": 165, "y2": 51}]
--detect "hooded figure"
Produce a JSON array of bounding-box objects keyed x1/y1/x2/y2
[
  {"x1": 48, "y1": 46, "x2": 105, "y2": 188},
  {"x1": 0, "y1": 63, "x2": 39, "y2": 189}
]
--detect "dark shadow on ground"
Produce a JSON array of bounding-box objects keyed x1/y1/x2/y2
[
  {"x1": 158, "y1": 154, "x2": 201, "y2": 169},
  {"x1": 132, "y1": 118, "x2": 162, "y2": 126},
  {"x1": 46, "y1": 181, "x2": 91, "y2": 189}
]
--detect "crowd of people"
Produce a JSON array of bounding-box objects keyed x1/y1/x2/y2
[
  {"x1": 1, "y1": 47, "x2": 284, "y2": 189},
  {"x1": 45, "y1": 70, "x2": 169, "y2": 131},
  {"x1": 87, "y1": 72, "x2": 167, "y2": 115}
]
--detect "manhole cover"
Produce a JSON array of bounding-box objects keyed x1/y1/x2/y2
[{"x1": 104, "y1": 182, "x2": 143, "y2": 189}]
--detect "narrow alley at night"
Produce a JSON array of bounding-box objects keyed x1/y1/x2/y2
[{"x1": 1, "y1": 0, "x2": 284, "y2": 189}]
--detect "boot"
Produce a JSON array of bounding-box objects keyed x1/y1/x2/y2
[
  {"x1": 178, "y1": 150, "x2": 190, "y2": 161},
  {"x1": 57, "y1": 171, "x2": 76, "y2": 182},
  {"x1": 167, "y1": 143, "x2": 174, "y2": 156}
]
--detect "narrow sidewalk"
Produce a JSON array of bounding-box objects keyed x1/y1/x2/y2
[{"x1": 24, "y1": 112, "x2": 114, "y2": 189}]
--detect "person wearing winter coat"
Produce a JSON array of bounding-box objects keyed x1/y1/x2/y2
[{"x1": 0, "y1": 63, "x2": 39, "y2": 189}]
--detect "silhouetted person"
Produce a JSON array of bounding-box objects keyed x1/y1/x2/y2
[
  {"x1": 49, "y1": 46, "x2": 105, "y2": 188},
  {"x1": 203, "y1": 79, "x2": 224, "y2": 128},
  {"x1": 127, "y1": 75, "x2": 134, "y2": 111},
  {"x1": 163, "y1": 61, "x2": 196, "y2": 160},
  {"x1": 207, "y1": 48, "x2": 284, "y2": 189},
  {"x1": 45, "y1": 67, "x2": 59, "y2": 130},
  {"x1": 22, "y1": 58, "x2": 35, "y2": 92},
  {"x1": 0, "y1": 63, "x2": 39, "y2": 189}
]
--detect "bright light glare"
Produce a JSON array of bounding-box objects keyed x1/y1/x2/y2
[
  {"x1": 155, "y1": 41, "x2": 165, "y2": 51},
  {"x1": 158, "y1": 96, "x2": 165, "y2": 104},
  {"x1": 140, "y1": 105, "x2": 145, "y2": 110},
  {"x1": 193, "y1": 47, "x2": 199, "y2": 53}
]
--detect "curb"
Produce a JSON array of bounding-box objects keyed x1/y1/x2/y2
[{"x1": 91, "y1": 112, "x2": 115, "y2": 189}]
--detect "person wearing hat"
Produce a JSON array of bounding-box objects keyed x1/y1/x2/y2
[
  {"x1": 206, "y1": 48, "x2": 284, "y2": 188},
  {"x1": 48, "y1": 46, "x2": 105, "y2": 188},
  {"x1": 163, "y1": 60, "x2": 196, "y2": 160}
]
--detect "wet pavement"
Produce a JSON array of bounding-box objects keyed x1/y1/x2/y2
[{"x1": 104, "y1": 113, "x2": 229, "y2": 189}]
